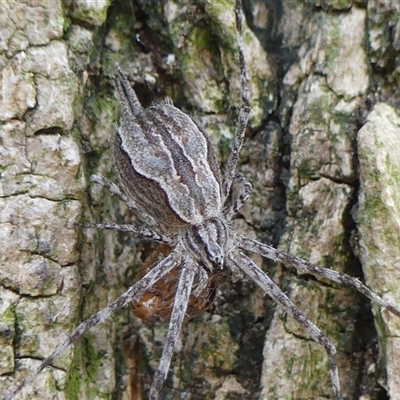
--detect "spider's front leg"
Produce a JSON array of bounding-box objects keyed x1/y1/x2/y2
[
  {"x1": 239, "y1": 236, "x2": 400, "y2": 317},
  {"x1": 3, "y1": 253, "x2": 181, "y2": 400},
  {"x1": 227, "y1": 251, "x2": 342, "y2": 400},
  {"x1": 236, "y1": 235, "x2": 400, "y2": 398}
]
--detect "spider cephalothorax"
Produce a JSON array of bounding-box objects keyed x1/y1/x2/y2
[{"x1": 5, "y1": 1, "x2": 400, "y2": 400}]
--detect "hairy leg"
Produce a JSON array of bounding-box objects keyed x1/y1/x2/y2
[
  {"x1": 85, "y1": 175, "x2": 173, "y2": 243},
  {"x1": 4, "y1": 252, "x2": 181, "y2": 400},
  {"x1": 238, "y1": 236, "x2": 400, "y2": 317},
  {"x1": 224, "y1": 173, "x2": 252, "y2": 221},
  {"x1": 78, "y1": 221, "x2": 174, "y2": 244},
  {"x1": 222, "y1": 0, "x2": 251, "y2": 199},
  {"x1": 228, "y1": 251, "x2": 341, "y2": 400},
  {"x1": 149, "y1": 263, "x2": 196, "y2": 400},
  {"x1": 91, "y1": 174, "x2": 137, "y2": 209}
]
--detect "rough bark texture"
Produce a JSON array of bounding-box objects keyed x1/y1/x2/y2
[{"x1": 1, "y1": 0, "x2": 400, "y2": 399}]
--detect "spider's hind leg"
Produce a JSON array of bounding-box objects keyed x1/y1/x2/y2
[
  {"x1": 222, "y1": 0, "x2": 251, "y2": 200},
  {"x1": 91, "y1": 174, "x2": 133, "y2": 205},
  {"x1": 85, "y1": 174, "x2": 173, "y2": 243},
  {"x1": 78, "y1": 221, "x2": 172, "y2": 244},
  {"x1": 224, "y1": 173, "x2": 252, "y2": 221}
]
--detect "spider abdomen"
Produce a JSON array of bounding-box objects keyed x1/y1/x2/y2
[{"x1": 114, "y1": 77, "x2": 223, "y2": 233}]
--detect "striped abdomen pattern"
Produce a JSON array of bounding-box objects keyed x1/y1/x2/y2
[{"x1": 114, "y1": 73, "x2": 223, "y2": 234}]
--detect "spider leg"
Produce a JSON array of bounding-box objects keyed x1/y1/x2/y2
[
  {"x1": 222, "y1": 0, "x2": 251, "y2": 199},
  {"x1": 114, "y1": 63, "x2": 142, "y2": 116},
  {"x1": 91, "y1": 174, "x2": 137, "y2": 210},
  {"x1": 227, "y1": 251, "x2": 341, "y2": 400},
  {"x1": 91, "y1": 175, "x2": 158, "y2": 228},
  {"x1": 78, "y1": 221, "x2": 174, "y2": 244},
  {"x1": 238, "y1": 236, "x2": 400, "y2": 317},
  {"x1": 86, "y1": 174, "x2": 172, "y2": 243},
  {"x1": 3, "y1": 252, "x2": 181, "y2": 400},
  {"x1": 224, "y1": 173, "x2": 252, "y2": 221},
  {"x1": 191, "y1": 264, "x2": 209, "y2": 297},
  {"x1": 149, "y1": 262, "x2": 196, "y2": 400}
]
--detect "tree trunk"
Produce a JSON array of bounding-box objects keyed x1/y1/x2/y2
[{"x1": 1, "y1": 0, "x2": 400, "y2": 399}]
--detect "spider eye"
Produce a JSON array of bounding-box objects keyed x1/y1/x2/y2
[
  {"x1": 183, "y1": 217, "x2": 228, "y2": 271},
  {"x1": 207, "y1": 245, "x2": 224, "y2": 269}
]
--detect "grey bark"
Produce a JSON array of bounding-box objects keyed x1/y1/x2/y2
[{"x1": 1, "y1": 0, "x2": 400, "y2": 399}]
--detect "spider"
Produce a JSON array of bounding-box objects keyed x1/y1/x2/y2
[{"x1": 5, "y1": 1, "x2": 400, "y2": 399}]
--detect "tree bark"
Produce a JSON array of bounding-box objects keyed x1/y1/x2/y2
[{"x1": 1, "y1": 0, "x2": 400, "y2": 399}]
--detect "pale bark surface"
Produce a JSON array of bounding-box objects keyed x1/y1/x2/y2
[{"x1": 1, "y1": 0, "x2": 400, "y2": 399}]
